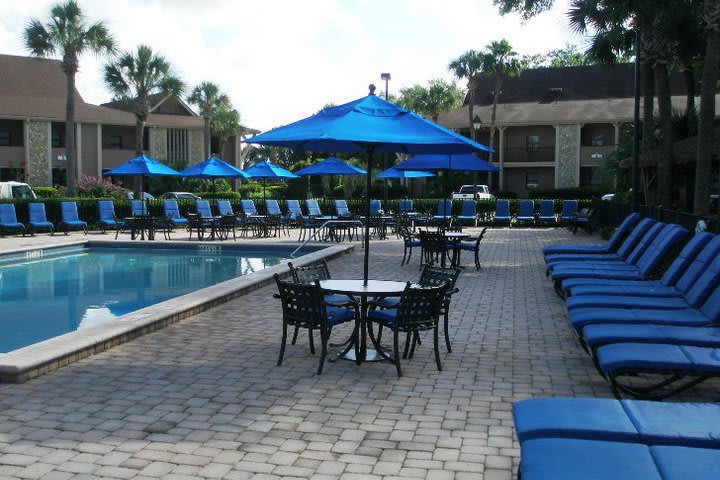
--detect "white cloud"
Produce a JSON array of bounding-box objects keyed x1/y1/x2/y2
[{"x1": 2, "y1": 0, "x2": 580, "y2": 130}]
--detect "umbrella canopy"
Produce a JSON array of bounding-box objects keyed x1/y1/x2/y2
[
  {"x1": 244, "y1": 87, "x2": 492, "y2": 283},
  {"x1": 180, "y1": 156, "x2": 248, "y2": 179},
  {"x1": 394, "y1": 153, "x2": 499, "y2": 173},
  {"x1": 294, "y1": 157, "x2": 366, "y2": 176},
  {"x1": 104, "y1": 154, "x2": 180, "y2": 177},
  {"x1": 243, "y1": 160, "x2": 299, "y2": 179},
  {"x1": 376, "y1": 166, "x2": 435, "y2": 178}
]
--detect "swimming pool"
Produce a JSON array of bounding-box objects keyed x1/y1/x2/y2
[{"x1": 0, "y1": 243, "x2": 301, "y2": 353}]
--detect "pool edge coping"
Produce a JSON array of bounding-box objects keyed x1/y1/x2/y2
[{"x1": 0, "y1": 241, "x2": 354, "y2": 383}]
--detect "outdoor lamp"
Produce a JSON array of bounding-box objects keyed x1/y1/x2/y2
[{"x1": 472, "y1": 114, "x2": 482, "y2": 131}]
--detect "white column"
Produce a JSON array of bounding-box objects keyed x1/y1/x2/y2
[
  {"x1": 613, "y1": 122, "x2": 620, "y2": 148},
  {"x1": 96, "y1": 124, "x2": 102, "y2": 176}
]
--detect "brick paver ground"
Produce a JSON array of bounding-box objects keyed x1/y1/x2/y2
[{"x1": 0, "y1": 228, "x2": 718, "y2": 479}]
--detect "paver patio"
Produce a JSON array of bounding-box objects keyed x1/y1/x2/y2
[{"x1": 0, "y1": 228, "x2": 718, "y2": 479}]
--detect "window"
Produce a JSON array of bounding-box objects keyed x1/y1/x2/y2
[
  {"x1": 526, "y1": 135, "x2": 539, "y2": 152},
  {"x1": 167, "y1": 128, "x2": 189, "y2": 163},
  {"x1": 526, "y1": 172, "x2": 539, "y2": 189},
  {"x1": 0, "y1": 131, "x2": 10, "y2": 146},
  {"x1": 591, "y1": 133, "x2": 605, "y2": 146},
  {"x1": 107, "y1": 135, "x2": 122, "y2": 149}
]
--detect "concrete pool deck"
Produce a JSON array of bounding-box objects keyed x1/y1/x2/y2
[{"x1": 0, "y1": 228, "x2": 718, "y2": 479}]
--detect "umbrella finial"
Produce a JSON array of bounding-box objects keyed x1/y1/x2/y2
[{"x1": 368, "y1": 84, "x2": 376, "y2": 96}]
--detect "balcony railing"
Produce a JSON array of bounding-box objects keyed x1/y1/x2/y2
[{"x1": 502, "y1": 146, "x2": 555, "y2": 163}]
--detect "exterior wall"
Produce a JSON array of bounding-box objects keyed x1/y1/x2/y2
[
  {"x1": 102, "y1": 125, "x2": 136, "y2": 150},
  {"x1": 189, "y1": 129, "x2": 203, "y2": 164},
  {"x1": 555, "y1": 124, "x2": 581, "y2": 188},
  {"x1": 581, "y1": 123, "x2": 616, "y2": 146},
  {"x1": 503, "y1": 167, "x2": 555, "y2": 197},
  {"x1": 80, "y1": 124, "x2": 98, "y2": 177},
  {"x1": 503, "y1": 125, "x2": 556, "y2": 163},
  {"x1": 0, "y1": 146, "x2": 25, "y2": 167},
  {"x1": 0, "y1": 119, "x2": 24, "y2": 146},
  {"x1": 27, "y1": 120, "x2": 51, "y2": 186},
  {"x1": 149, "y1": 127, "x2": 168, "y2": 161}
]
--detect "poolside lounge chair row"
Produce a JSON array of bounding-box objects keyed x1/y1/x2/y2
[{"x1": 0, "y1": 202, "x2": 86, "y2": 236}]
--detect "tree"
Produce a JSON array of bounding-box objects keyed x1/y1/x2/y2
[
  {"x1": 211, "y1": 105, "x2": 242, "y2": 159},
  {"x1": 448, "y1": 50, "x2": 484, "y2": 141},
  {"x1": 23, "y1": 0, "x2": 115, "y2": 195},
  {"x1": 546, "y1": 44, "x2": 597, "y2": 67},
  {"x1": 397, "y1": 79, "x2": 464, "y2": 122},
  {"x1": 188, "y1": 82, "x2": 230, "y2": 158},
  {"x1": 481, "y1": 39, "x2": 525, "y2": 162},
  {"x1": 104, "y1": 44, "x2": 184, "y2": 196}
]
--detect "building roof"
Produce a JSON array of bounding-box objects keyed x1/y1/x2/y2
[
  {"x1": 465, "y1": 63, "x2": 690, "y2": 107},
  {"x1": 0, "y1": 54, "x2": 84, "y2": 102},
  {"x1": 102, "y1": 93, "x2": 197, "y2": 117}
]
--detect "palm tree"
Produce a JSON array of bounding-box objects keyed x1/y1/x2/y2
[
  {"x1": 104, "y1": 44, "x2": 184, "y2": 195},
  {"x1": 211, "y1": 105, "x2": 242, "y2": 159},
  {"x1": 481, "y1": 39, "x2": 525, "y2": 162},
  {"x1": 23, "y1": 0, "x2": 114, "y2": 195},
  {"x1": 448, "y1": 50, "x2": 484, "y2": 141},
  {"x1": 188, "y1": 82, "x2": 230, "y2": 158},
  {"x1": 397, "y1": 80, "x2": 464, "y2": 122}
]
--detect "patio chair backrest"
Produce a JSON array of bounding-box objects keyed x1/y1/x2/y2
[
  {"x1": 460, "y1": 200, "x2": 476, "y2": 217},
  {"x1": 274, "y1": 274, "x2": 326, "y2": 329},
  {"x1": 241, "y1": 199, "x2": 257, "y2": 215},
  {"x1": 658, "y1": 231, "x2": 714, "y2": 286},
  {"x1": 495, "y1": 200, "x2": 510, "y2": 217},
  {"x1": 395, "y1": 282, "x2": 449, "y2": 331},
  {"x1": 561, "y1": 200, "x2": 578, "y2": 218},
  {"x1": 97, "y1": 200, "x2": 116, "y2": 222},
  {"x1": 196, "y1": 200, "x2": 213, "y2": 218},
  {"x1": 334, "y1": 199, "x2": 351, "y2": 216},
  {"x1": 518, "y1": 200, "x2": 534, "y2": 217},
  {"x1": 419, "y1": 265, "x2": 461, "y2": 291},
  {"x1": 606, "y1": 212, "x2": 641, "y2": 251},
  {"x1": 131, "y1": 200, "x2": 147, "y2": 216},
  {"x1": 370, "y1": 200, "x2": 381, "y2": 216},
  {"x1": 674, "y1": 235, "x2": 720, "y2": 293},
  {"x1": 288, "y1": 260, "x2": 331, "y2": 283},
  {"x1": 700, "y1": 282, "x2": 720, "y2": 320},
  {"x1": 28, "y1": 203, "x2": 48, "y2": 223},
  {"x1": 0, "y1": 203, "x2": 18, "y2": 224},
  {"x1": 683, "y1": 243, "x2": 720, "y2": 307},
  {"x1": 60, "y1": 202, "x2": 80, "y2": 222},
  {"x1": 306, "y1": 199, "x2": 322, "y2": 216},
  {"x1": 539, "y1": 200, "x2": 555, "y2": 218},
  {"x1": 419, "y1": 230, "x2": 446, "y2": 255},
  {"x1": 399, "y1": 199, "x2": 414, "y2": 212},
  {"x1": 613, "y1": 218, "x2": 656, "y2": 259},
  {"x1": 635, "y1": 224, "x2": 688, "y2": 276},
  {"x1": 286, "y1": 200, "x2": 303, "y2": 216},
  {"x1": 266, "y1": 199, "x2": 282, "y2": 215},
  {"x1": 623, "y1": 221, "x2": 664, "y2": 265},
  {"x1": 163, "y1": 200, "x2": 182, "y2": 220},
  {"x1": 216, "y1": 200, "x2": 233, "y2": 216}
]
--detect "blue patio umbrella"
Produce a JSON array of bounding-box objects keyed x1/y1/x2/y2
[
  {"x1": 180, "y1": 156, "x2": 248, "y2": 179},
  {"x1": 376, "y1": 166, "x2": 435, "y2": 178},
  {"x1": 244, "y1": 86, "x2": 492, "y2": 282},
  {"x1": 395, "y1": 153, "x2": 500, "y2": 217},
  {"x1": 242, "y1": 160, "x2": 299, "y2": 201},
  {"x1": 104, "y1": 154, "x2": 180, "y2": 197},
  {"x1": 294, "y1": 157, "x2": 367, "y2": 176}
]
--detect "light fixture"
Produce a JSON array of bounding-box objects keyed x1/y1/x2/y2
[
  {"x1": 57, "y1": 153, "x2": 67, "y2": 162},
  {"x1": 472, "y1": 114, "x2": 482, "y2": 131},
  {"x1": 380, "y1": 73, "x2": 391, "y2": 82}
]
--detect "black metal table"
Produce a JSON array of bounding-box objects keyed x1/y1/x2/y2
[{"x1": 123, "y1": 215, "x2": 155, "y2": 240}]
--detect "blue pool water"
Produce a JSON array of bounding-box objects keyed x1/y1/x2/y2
[{"x1": 0, "y1": 246, "x2": 292, "y2": 353}]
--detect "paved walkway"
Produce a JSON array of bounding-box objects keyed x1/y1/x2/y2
[{"x1": 0, "y1": 228, "x2": 717, "y2": 479}]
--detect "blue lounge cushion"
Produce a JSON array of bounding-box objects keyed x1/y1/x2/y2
[
  {"x1": 0, "y1": 221, "x2": 24, "y2": 228},
  {"x1": 520, "y1": 438, "x2": 660, "y2": 480},
  {"x1": 583, "y1": 324, "x2": 720, "y2": 349},
  {"x1": 569, "y1": 308, "x2": 712, "y2": 330},
  {"x1": 62, "y1": 220, "x2": 87, "y2": 227},
  {"x1": 622, "y1": 401, "x2": 720, "y2": 448},
  {"x1": 29, "y1": 221, "x2": 53, "y2": 229},
  {"x1": 566, "y1": 295, "x2": 693, "y2": 311},
  {"x1": 651, "y1": 446, "x2": 720, "y2": 480},
  {"x1": 325, "y1": 306, "x2": 355, "y2": 325},
  {"x1": 542, "y1": 212, "x2": 640, "y2": 256},
  {"x1": 367, "y1": 308, "x2": 397, "y2": 326},
  {"x1": 597, "y1": 343, "x2": 720, "y2": 375},
  {"x1": 552, "y1": 268, "x2": 643, "y2": 282},
  {"x1": 569, "y1": 284, "x2": 682, "y2": 298},
  {"x1": 544, "y1": 244, "x2": 610, "y2": 256}
]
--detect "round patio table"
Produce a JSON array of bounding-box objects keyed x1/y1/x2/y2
[
  {"x1": 319, "y1": 279, "x2": 408, "y2": 363},
  {"x1": 443, "y1": 232, "x2": 470, "y2": 267}
]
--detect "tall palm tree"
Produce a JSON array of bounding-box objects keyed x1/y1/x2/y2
[
  {"x1": 188, "y1": 82, "x2": 230, "y2": 158},
  {"x1": 694, "y1": 0, "x2": 720, "y2": 214},
  {"x1": 481, "y1": 39, "x2": 525, "y2": 162},
  {"x1": 397, "y1": 80, "x2": 464, "y2": 122},
  {"x1": 211, "y1": 105, "x2": 242, "y2": 159},
  {"x1": 23, "y1": 0, "x2": 114, "y2": 195},
  {"x1": 448, "y1": 50, "x2": 484, "y2": 142},
  {"x1": 104, "y1": 44, "x2": 184, "y2": 195}
]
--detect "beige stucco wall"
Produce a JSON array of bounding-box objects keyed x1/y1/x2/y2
[
  {"x1": 504, "y1": 167, "x2": 555, "y2": 197},
  {"x1": 189, "y1": 129, "x2": 203, "y2": 164},
  {"x1": 27, "y1": 120, "x2": 50, "y2": 186},
  {"x1": 149, "y1": 127, "x2": 168, "y2": 161}
]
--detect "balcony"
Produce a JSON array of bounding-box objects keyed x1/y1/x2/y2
[
  {"x1": 503, "y1": 146, "x2": 555, "y2": 163},
  {"x1": 580, "y1": 145, "x2": 616, "y2": 166}
]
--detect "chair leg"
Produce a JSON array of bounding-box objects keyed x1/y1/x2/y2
[
  {"x1": 278, "y1": 322, "x2": 288, "y2": 366},
  {"x1": 317, "y1": 326, "x2": 328, "y2": 375},
  {"x1": 443, "y1": 309, "x2": 452, "y2": 353},
  {"x1": 308, "y1": 328, "x2": 315, "y2": 354},
  {"x1": 402, "y1": 332, "x2": 412, "y2": 359},
  {"x1": 433, "y1": 326, "x2": 442, "y2": 371},
  {"x1": 291, "y1": 326, "x2": 300, "y2": 345},
  {"x1": 393, "y1": 330, "x2": 402, "y2": 377}
]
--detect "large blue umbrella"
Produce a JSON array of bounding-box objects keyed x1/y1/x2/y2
[
  {"x1": 244, "y1": 86, "x2": 492, "y2": 282},
  {"x1": 180, "y1": 156, "x2": 248, "y2": 179},
  {"x1": 243, "y1": 160, "x2": 299, "y2": 201},
  {"x1": 376, "y1": 166, "x2": 435, "y2": 178},
  {"x1": 104, "y1": 154, "x2": 180, "y2": 197},
  {"x1": 294, "y1": 157, "x2": 366, "y2": 176},
  {"x1": 396, "y1": 153, "x2": 500, "y2": 217}
]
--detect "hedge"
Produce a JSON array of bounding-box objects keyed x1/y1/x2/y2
[{"x1": 527, "y1": 186, "x2": 606, "y2": 199}]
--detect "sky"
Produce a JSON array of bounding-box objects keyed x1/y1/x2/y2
[{"x1": 1, "y1": 0, "x2": 581, "y2": 131}]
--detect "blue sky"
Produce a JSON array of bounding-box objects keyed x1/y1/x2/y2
[{"x1": 1, "y1": 0, "x2": 580, "y2": 131}]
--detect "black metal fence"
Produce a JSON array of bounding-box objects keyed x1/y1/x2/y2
[{"x1": 592, "y1": 200, "x2": 720, "y2": 234}]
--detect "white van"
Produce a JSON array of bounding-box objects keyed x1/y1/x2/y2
[{"x1": 0, "y1": 182, "x2": 37, "y2": 199}]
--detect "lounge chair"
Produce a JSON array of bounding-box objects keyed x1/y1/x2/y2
[
  {"x1": 26, "y1": 203, "x2": 54, "y2": 235},
  {"x1": 240, "y1": 199, "x2": 258, "y2": 216},
  {"x1": 432, "y1": 199, "x2": 453, "y2": 221},
  {"x1": 266, "y1": 199, "x2": 283, "y2": 216},
  {"x1": 306, "y1": 199, "x2": 323, "y2": 217},
  {"x1": 563, "y1": 232, "x2": 717, "y2": 297},
  {"x1": 334, "y1": 199, "x2": 353, "y2": 218},
  {"x1": 493, "y1": 200, "x2": 511, "y2": 225},
  {"x1": 457, "y1": 200, "x2": 477, "y2": 226},
  {"x1": 285, "y1": 199, "x2": 308, "y2": 220},
  {"x1": 216, "y1": 199, "x2": 235, "y2": 217},
  {"x1": 97, "y1": 200, "x2": 125, "y2": 236},
  {"x1": 130, "y1": 200, "x2": 148, "y2": 216},
  {"x1": 163, "y1": 200, "x2": 189, "y2": 227},
  {"x1": 58, "y1": 201, "x2": 87, "y2": 235},
  {"x1": 265, "y1": 199, "x2": 290, "y2": 236},
  {"x1": 515, "y1": 200, "x2": 535, "y2": 225},
  {"x1": 0, "y1": 203, "x2": 26, "y2": 237},
  {"x1": 537, "y1": 199, "x2": 556, "y2": 224},
  {"x1": 399, "y1": 199, "x2": 414, "y2": 214},
  {"x1": 572, "y1": 207, "x2": 594, "y2": 234},
  {"x1": 542, "y1": 212, "x2": 640, "y2": 256},
  {"x1": 196, "y1": 199, "x2": 215, "y2": 218},
  {"x1": 559, "y1": 199, "x2": 578, "y2": 223},
  {"x1": 370, "y1": 199, "x2": 382, "y2": 216}
]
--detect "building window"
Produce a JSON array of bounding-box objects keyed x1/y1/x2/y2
[
  {"x1": 51, "y1": 131, "x2": 65, "y2": 148},
  {"x1": 591, "y1": 133, "x2": 605, "y2": 146},
  {"x1": 108, "y1": 135, "x2": 123, "y2": 149},
  {"x1": 526, "y1": 135, "x2": 539, "y2": 152},
  {"x1": 526, "y1": 172, "x2": 539, "y2": 189},
  {"x1": 0, "y1": 131, "x2": 10, "y2": 146},
  {"x1": 167, "y1": 128, "x2": 189, "y2": 163}
]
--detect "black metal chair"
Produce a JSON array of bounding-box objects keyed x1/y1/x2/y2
[
  {"x1": 455, "y1": 227, "x2": 488, "y2": 270},
  {"x1": 418, "y1": 230, "x2": 448, "y2": 267},
  {"x1": 288, "y1": 260, "x2": 332, "y2": 349},
  {"x1": 273, "y1": 274, "x2": 357, "y2": 374},
  {"x1": 367, "y1": 282, "x2": 449, "y2": 376},
  {"x1": 398, "y1": 222, "x2": 420, "y2": 266}
]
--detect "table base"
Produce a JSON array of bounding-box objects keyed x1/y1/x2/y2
[{"x1": 340, "y1": 348, "x2": 385, "y2": 362}]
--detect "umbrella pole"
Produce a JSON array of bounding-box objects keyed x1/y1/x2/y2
[{"x1": 363, "y1": 148, "x2": 373, "y2": 284}]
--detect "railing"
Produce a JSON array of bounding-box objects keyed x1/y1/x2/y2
[
  {"x1": 502, "y1": 147, "x2": 555, "y2": 163},
  {"x1": 592, "y1": 199, "x2": 720, "y2": 233}
]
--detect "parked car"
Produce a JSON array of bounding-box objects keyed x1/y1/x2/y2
[
  {"x1": 0, "y1": 181, "x2": 36, "y2": 199},
  {"x1": 158, "y1": 192, "x2": 201, "y2": 200},
  {"x1": 452, "y1": 184, "x2": 494, "y2": 200},
  {"x1": 126, "y1": 192, "x2": 155, "y2": 200},
  {"x1": 601, "y1": 193, "x2": 615, "y2": 201}
]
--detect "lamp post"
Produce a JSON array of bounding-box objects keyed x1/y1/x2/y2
[
  {"x1": 381, "y1": 73, "x2": 391, "y2": 202},
  {"x1": 471, "y1": 114, "x2": 485, "y2": 191}
]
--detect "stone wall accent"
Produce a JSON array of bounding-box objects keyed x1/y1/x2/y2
[
  {"x1": 189, "y1": 129, "x2": 203, "y2": 164},
  {"x1": 27, "y1": 121, "x2": 51, "y2": 186},
  {"x1": 556, "y1": 124, "x2": 580, "y2": 188},
  {"x1": 149, "y1": 127, "x2": 167, "y2": 161}
]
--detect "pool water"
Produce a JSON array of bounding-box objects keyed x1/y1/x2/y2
[{"x1": 0, "y1": 247, "x2": 287, "y2": 353}]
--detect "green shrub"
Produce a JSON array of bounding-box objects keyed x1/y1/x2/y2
[
  {"x1": 196, "y1": 191, "x2": 241, "y2": 200},
  {"x1": 493, "y1": 190, "x2": 518, "y2": 199},
  {"x1": 77, "y1": 175, "x2": 127, "y2": 199},
  {"x1": 33, "y1": 186, "x2": 60, "y2": 198}
]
